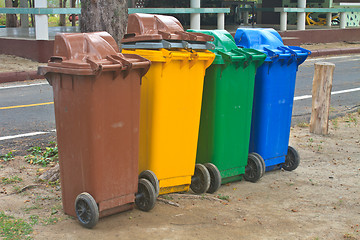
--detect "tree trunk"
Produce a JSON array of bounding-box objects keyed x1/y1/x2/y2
[
  {"x1": 5, "y1": 0, "x2": 18, "y2": 27},
  {"x1": 80, "y1": 0, "x2": 128, "y2": 47},
  {"x1": 71, "y1": 0, "x2": 76, "y2": 26},
  {"x1": 59, "y1": 0, "x2": 67, "y2": 27},
  {"x1": 19, "y1": 0, "x2": 29, "y2": 27}
]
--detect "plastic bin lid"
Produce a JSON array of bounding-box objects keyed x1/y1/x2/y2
[
  {"x1": 38, "y1": 32, "x2": 150, "y2": 77},
  {"x1": 234, "y1": 28, "x2": 284, "y2": 51},
  {"x1": 122, "y1": 13, "x2": 214, "y2": 43},
  {"x1": 234, "y1": 28, "x2": 311, "y2": 64},
  {"x1": 187, "y1": 29, "x2": 266, "y2": 65}
]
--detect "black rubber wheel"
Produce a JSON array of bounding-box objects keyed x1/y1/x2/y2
[
  {"x1": 135, "y1": 178, "x2": 156, "y2": 212},
  {"x1": 282, "y1": 146, "x2": 300, "y2": 171},
  {"x1": 250, "y1": 152, "x2": 265, "y2": 177},
  {"x1": 244, "y1": 153, "x2": 263, "y2": 183},
  {"x1": 190, "y1": 164, "x2": 210, "y2": 194},
  {"x1": 75, "y1": 192, "x2": 99, "y2": 229},
  {"x1": 139, "y1": 170, "x2": 160, "y2": 197},
  {"x1": 203, "y1": 163, "x2": 221, "y2": 194}
]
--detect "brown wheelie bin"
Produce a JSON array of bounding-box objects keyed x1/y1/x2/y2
[{"x1": 38, "y1": 32, "x2": 155, "y2": 228}]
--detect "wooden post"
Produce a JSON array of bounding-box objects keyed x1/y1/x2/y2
[{"x1": 309, "y1": 62, "x2": 335, "y2": 135}]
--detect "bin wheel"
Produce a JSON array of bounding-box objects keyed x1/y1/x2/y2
[
  {"x1": 244, "y1": 153, "x2": 263, "y2": 183},
  {"x1": 190, "y1": 164, "x2": 210, "y2": 194},
  {"x1": 203, "y1": 163, "x2": 221, "y2": 194},
  {"x1": 139, "y1": 170, "x2": 160, "y2": 197},
  {"x1": 249, "y1": 152, "x2": 265, "y2": 177},
  {"x1": 135, "y1": 178, "x2": 156, "y2": 212},
  {"x1": 75, "y1": 192, "x2": 99, "y2": 229},
  {"x1": 283, "y1": 146, "x2": 300, "y2": 171}
]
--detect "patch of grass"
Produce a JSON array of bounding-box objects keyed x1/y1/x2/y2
[
  {"x1": 0, "y1": 211, "x2": 33, "y2": 240},
  {"x1": 345, "y1": 113, "x2": 358, "y2": 126},
  {"x1": 50, "y1": 204, "x2": 62, "y2": 216},
  {"x1": 48, "y1": 179, "x2": 60, "y2": 187},
  {"x1": 25, "y1": 142, "x2": 58, "y2": 167},
  {"x1": 12, "y1": 186, "x2": 21, "y2": 193},
  {"x1": 217, "y1": 194, "x2": 230, "y2": 201},
  {"x1": 0, "y1": 152, "x2": 15, "y2": 162},
  {"x1": 23, "y1": 204, "x2": 42, "y2": 213},
  {"x1": 28, "y1": 215, "x2": 39, "y2": 226},
  {"x1": 42, "y1": 217, "x2": 58, "y2": 225},
  {"x1": 161, "y1": 195, "x2": 174, "y2": 200},
  {"x1": 297, "y1": 122, "x2": 309, "y2": 128},
  {"x1": 1, "y1": 176, "x2": 23, "y2": 185},
  {"x1": 332, "y1": 118, "x2": 339, "y2": 130}
]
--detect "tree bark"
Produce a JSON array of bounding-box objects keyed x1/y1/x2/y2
[
  {"x1": 59, "y1": 0, "x2": 67, "y2": 27},
  {"x1": 80, "y1": 0, "x2": 128, "y2": 47},
  {"x1": 71, "y1": 0, "x2": 76, "y2": 27},
  {"x1": 5, "y1": 0, "x2": 18, "y2": 27},
  {"x1": 19, "y1": 0, "x2": 29, "y2": 27}
]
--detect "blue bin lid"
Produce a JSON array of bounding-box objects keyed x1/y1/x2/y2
[{"x1": 234, "y1": 28, "x2": 311, "y2": 65}]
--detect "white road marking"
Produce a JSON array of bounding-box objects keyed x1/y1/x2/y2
[
  {"x1": 294, "y1": 87, "x2": 360, "y2": 101},
  {"x1": 0, "y1": 82, "x2": 48, "y2": 90},
  {"x1": 0, "y1": 129, "x2": 56, "y2": 141}
]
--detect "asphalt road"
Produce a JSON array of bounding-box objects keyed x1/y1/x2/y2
[{"x1": 0, "y1": 54, "x2": 359, "y2": 154}]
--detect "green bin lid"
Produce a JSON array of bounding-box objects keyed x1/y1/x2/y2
[{"x1": 187, "y1": 29, "x2": 266, "y2": 66}]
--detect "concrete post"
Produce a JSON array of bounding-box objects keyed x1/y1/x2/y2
[
  {"x1": 244, "y1": 11, "x2": 249, "y2": 25},
  {"x1": 190, "y1": 0, "x2": 201, "y2": 30},
  {"x1": 280, "y1": 12, "x2": 287, "y2": 31},
  {"x1": 217, "y1": 13, "x2": 225, "y2": 30},
  {"x1": 340, "y1": 12, "x2": 347, "y2": 29},
  {"x1": 20, "y1": 0, "x2": 29, "y2": 28},
  {"x1": 326, "y1": 12, "x2": 332, "y2": 27},
  {"x1": 297, "y1": 0, "x2": 306, "y2": 30},
  {"x1": 34, "y1": 0, "x2": 48, "y2": 40}
]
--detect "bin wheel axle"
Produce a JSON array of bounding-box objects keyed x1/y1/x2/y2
[
  {"x1": 283, "y1": 146, "x2": 300, "y2": 171},
  {"x1": 203, "y1": 163, "x2": 221, "y2": 194},
  {"x1": 135, "y1": 178, "x2": 156, "y2": 212},
  {"x1": 190, "y1": 164, "x2": 210, "y2": 194},
  {"x1": 244, "y1": 153, "x2": 265, "y2": 183},
  {"x1": 75, "y1": 192, "x2": 99, "y2": 229},
  {"x1": 139, "y1": 170, "x2": 160, "y2": 197}
]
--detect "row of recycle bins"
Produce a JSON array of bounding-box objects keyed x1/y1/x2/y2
[{"x1": 39, "y1": 13, "x2": 311, "y2": 228}]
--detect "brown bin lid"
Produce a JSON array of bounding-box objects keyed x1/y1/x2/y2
[
  {"x1": 122, "y1": 13, "x2": 214, "y2": 43},
  {"x1": 39, "y1": 32, "x2": 150, "y2": 77}
]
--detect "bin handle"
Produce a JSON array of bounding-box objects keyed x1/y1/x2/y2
[
  {"x1": 217, "y1": 49, "x2": 252, "y2": 68},
  {"x1": 217, "y1": 50, "x2": 246, "y2": 62},
  {"x1": 174, "y1": 31, "x2": 196, "y2": 41},
  {"x1": 263, "y1": 47, "x2": 279, "y2": 60},
  {"x1": 184, "y1": 31, "x2": 215, "y2": 42},
  {"x1": 157, "y1": 30, "x2": 172, "y2": 39},
  {"x1": 49, "y1": 56, "x2": 65, "y2": 63},
  {"x1": 121, "y1": 53, "x2": 151, "y2": 78},
  {"x1": 86, "y1": 58, "x2": 103, "y2": 76},
  {"x1": 287, "y1": 46, "x2": 311, "y2": 65}
]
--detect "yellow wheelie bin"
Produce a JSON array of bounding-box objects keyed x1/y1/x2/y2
[{"x1": 122, "y1": 13, "x2": 215, "y2": 195}]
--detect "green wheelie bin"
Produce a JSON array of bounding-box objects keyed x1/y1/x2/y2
[{"x1": 188, "y1": 30, "x2": 267, "y2": 193}]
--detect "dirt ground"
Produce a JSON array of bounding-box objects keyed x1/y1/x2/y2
[
  {"x1": 300, "y1": 41, "x2": 360, "y2": 51},
  {"x1": 0, "y1": 111, "x2": 359, "y2": 240},
  {"x1": 0, "y1": 55, "x2": 42, "y2": 73}
]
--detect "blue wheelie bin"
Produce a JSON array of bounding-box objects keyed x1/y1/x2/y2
[{"x1": 234, "y1": 28, "x2": 311, "y2": 172}]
